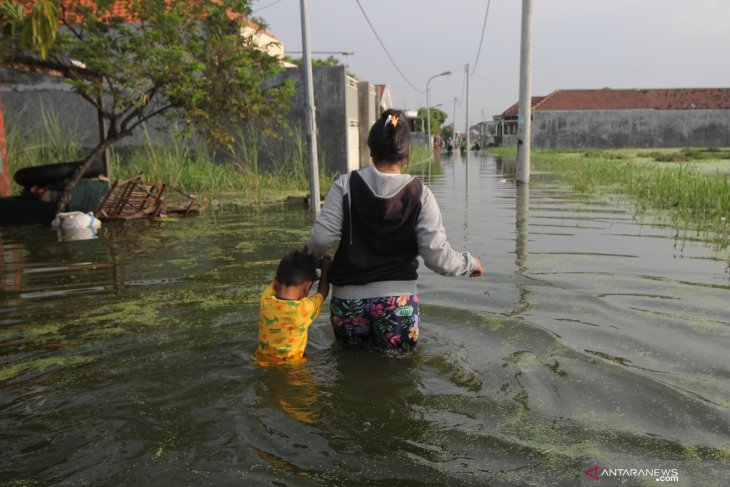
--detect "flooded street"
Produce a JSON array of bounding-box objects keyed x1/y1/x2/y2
[{"x1": 1, "y1": 152, "x2": 728, "y2": 485}]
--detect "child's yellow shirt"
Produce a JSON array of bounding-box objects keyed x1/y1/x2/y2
[{"x1": 256, "y1": 284, "x2": 324, "y2": 365}]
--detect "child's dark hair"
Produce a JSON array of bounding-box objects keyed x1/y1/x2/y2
[
  {"x1": 367, "y1": 109, "x2": 411, "y2": 163},
  {"x1": 276, "y1": 250, "x2": 318, "y2": 286}
]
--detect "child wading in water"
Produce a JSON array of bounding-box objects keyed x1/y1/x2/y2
[
  {"x1": 307, "y1": 109, "x2": 483, "y2": 351},
  {"x1": 256, "y1": 250, "x2": 331, "y2": 365}
]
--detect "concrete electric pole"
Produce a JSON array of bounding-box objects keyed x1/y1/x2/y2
[
  {"x1": 300, "y1": 0, "x2": 321, "y2": 216},
  {"x1": 516, "y1": 0, "x2": 533, "y2": 184}
]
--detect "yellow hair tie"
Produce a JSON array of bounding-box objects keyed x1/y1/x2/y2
[{"x1": 384, "y1": 114, "x2": 399, "y2": 128}]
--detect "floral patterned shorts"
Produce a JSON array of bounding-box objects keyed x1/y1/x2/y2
[{"x1": 330, "y1": 295, "x2": 419, "y2": 350}]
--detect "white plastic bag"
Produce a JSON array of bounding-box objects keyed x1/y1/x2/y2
[{"x1": 51, "y1": 211, "x2": 102, "y2": 230}]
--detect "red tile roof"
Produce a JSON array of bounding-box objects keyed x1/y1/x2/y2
[
  {"x1": 501, "y1": 96, "x2": 544, "y2": 117},
  {"x1": 535, "y1": 88, "x2": 730, "y2": 111},
  {"x1": 20, "y1": 0, "x2": 279, "y2": 40}
]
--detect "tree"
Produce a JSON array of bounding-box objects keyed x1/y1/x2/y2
[
  {"x1": 441, "y1": 124, "x2": 454, "y2": 139},
  {"x1": 417, "y1": 107, "x2": 447, "y2": 137},
  {"x1": 0, "y1": 0, "x2": 293, "y2": 213},
  {"x1": 286, "y1": 54, "x2": 357, "y2": 78}
]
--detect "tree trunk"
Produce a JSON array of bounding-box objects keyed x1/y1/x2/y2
[{"x1": 55, "y1": 134, "x2": 126, "y2": 214}]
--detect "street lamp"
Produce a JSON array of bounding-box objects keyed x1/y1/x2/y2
[{"x1": 426, "y1": 70, "x2": 451, "y2": 160}]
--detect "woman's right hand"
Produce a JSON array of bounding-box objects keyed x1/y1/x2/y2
[{"x1": 469, "y1": 258, "x2": 484, "y2": 278}]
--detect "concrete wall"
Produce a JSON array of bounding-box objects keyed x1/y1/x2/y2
[
  {"x1": 271, "y1": 65, "x2": 365, "y2": 174},
  {"x1": 2, "y1": 71, "x2": 100, "y2": 147},
  {"x1": 358, "y1": 81, "x2": 377, "y2": 168},
  {"x1": 0, "y1": 70, "x2": 178, "y2": 149},
  {"x1": 533, "y1": 109, "x2": 730, "y2": 148},
  {"x1": 3, "y1": 65, "x2": 371, "y2": 175}
]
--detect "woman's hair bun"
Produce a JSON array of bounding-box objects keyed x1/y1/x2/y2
[{"x1": 368, "y1": 109, "x2": 411, "y2": 163}]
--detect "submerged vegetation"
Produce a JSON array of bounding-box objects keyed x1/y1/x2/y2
[{"x1": 488, "y1": 147, "x2": 730, "y2": 248}]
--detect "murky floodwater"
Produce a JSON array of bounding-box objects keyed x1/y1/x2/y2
[{"x1": 1, "y1": 152, "x2": 728, "y2": 486}]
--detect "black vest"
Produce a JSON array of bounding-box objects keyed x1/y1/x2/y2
[{"x1": 329, "y1": 171, "x2": 423, "y2": 286}]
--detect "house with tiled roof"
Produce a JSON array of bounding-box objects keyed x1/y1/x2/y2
[
  {"x1": 15, "y1": 0, "x2": 290, "y2": 62},
  {"x1": 494, "y1": 88, "x2": 730, "y2": 148}
]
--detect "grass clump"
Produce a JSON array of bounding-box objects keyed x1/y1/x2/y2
[
  {"x1": 409, "y1": 143, "x2": 430, "y2": 165},
  {"x1": 648, "y1": 151, "x2": 688, "y2": 163}
]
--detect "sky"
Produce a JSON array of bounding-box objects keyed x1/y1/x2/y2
[{"x1": 252, "y1": 0, "x2": 730, "y2": 130}]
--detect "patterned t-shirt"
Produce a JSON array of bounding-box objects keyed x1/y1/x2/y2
[{"x1": 256, "y1": 284, "x2": 324, "y2": 365}]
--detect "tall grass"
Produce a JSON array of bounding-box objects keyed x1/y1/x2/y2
[
  {"x1": 409, "y1": 143, "x2": 430, "y2": 165},
  {"x1": 113, "y1": 127, "x2": 334, "y2": 205},
  {"x1": 5, "y1": 103, "x2": 87, "y2": 193},
  {"x1": 6, "y1": 105, "x2": 334, "y2": 204}
]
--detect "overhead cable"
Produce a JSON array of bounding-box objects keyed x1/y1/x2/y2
[
  {"x1": 472, "y1": 72, "x2": 516, "y2": 97},
  {"x1": 252, "y1": 0, "x2": 285, "y2": 13},
  {"x1": 355, "y1": 0, "x2": 424, "y2": 93},
  {"x1": 470, "y1": 0, "x2": 492, "y2": 75}
]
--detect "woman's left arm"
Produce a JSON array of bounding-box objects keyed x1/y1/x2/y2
[{"x1": 307, "y1": 175, "x2": 347, "y2": 256}]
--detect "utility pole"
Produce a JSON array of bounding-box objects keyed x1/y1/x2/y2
[
  {"x1": 465, "y1": 64, "x2": 470, "y2": 154},
  {"x1": 452, "y1": 97, "x2": 457, "y2": 147},
  {"x1": 426, "y1": 71, "x2": 451, "y2": 161},
  {"x1": 300, "y1": 0, "x2": 320, "y2": 216},
  {"x1": 481, "y1": 108, "x2": 485, "y2": 147},
  {"x1": 516, "y1": 0, "x2": 533, "y2": 183}
]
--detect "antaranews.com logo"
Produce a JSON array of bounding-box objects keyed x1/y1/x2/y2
[{"x1": 584, "y1": 465, "x2": 680, "y2": 483}]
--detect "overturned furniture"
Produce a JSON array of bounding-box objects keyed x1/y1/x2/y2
[{"x1": 95, "y1": 174, "x2": 197, "y2": 221}]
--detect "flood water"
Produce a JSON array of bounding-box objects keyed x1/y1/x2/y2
[{"x1": 1, "y1": 152, "x2": 728, "y2": 486}]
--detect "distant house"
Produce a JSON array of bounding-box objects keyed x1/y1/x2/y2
[
  {"x1": 494, "y1": 88, "x2": 730, "y2": 148},
  {"x1": 494, "y1": 96, "x2": 544, "y2": 142},
  {"x1": 17, "y1": 0, "x2": 288, "y2": 60}
]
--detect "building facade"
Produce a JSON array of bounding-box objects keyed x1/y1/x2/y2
[{"x1": 495, "y1": 88, "x2": 730, "y2": 148}]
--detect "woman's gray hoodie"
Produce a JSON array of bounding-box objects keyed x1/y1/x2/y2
[{"x1": 308, "y1": 166, "x2": 479, "y2": 299}]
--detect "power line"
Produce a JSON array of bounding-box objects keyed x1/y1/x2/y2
[
  {"x1": 472, "y1": 72, "x2": 516, "y2": 97},
  {"x1": 470, "y1": 0, "x2": 492, "y2": 75},
  {"x1": 252, "y1": 0, "x2": 285, "y2": 13},
  {"x1": 354, "y1": 0, "x2": 424, "y2": 93}
]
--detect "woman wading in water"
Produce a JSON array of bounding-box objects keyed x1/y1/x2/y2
[{"x1": 308, "y1": 109, "x2": 483, "y2": 351}]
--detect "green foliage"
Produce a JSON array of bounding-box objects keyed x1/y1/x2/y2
[
  {"x1": 2, "y1": 3, "x2": 291, "y2": 146},
  {"x1": 23, "y1": 0, "x2": 57, "y2": 59},
  {"x1": 1, "y1": 0, "x2": 57, "y2": 59},
  {"x1": 1, "y1": 0, "x2": 293, "y2": 211},
  {"x1": 441, "y1": 124, "x2": 454, "y2": 139},
  {"x1": 408, "y1": 143, "x2": 430, "y2": 165},
  {"x1": 416, "y1": 107, "x2": 447, "y2": 137}
]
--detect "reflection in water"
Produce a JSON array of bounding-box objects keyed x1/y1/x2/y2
[
  {"x1": 256, "y1": 362, "x2": 321, "y2": 425},
  {"x1": 1, "y1": 154, "x2": 729, "y2": 485},
  {"x1": 515, "y1": 182, "x2": 529, "y2": 272}
]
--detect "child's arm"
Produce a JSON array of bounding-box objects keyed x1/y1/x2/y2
[{"x1": 315, "y1": 254, "x2": 332, "y2": 299}]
